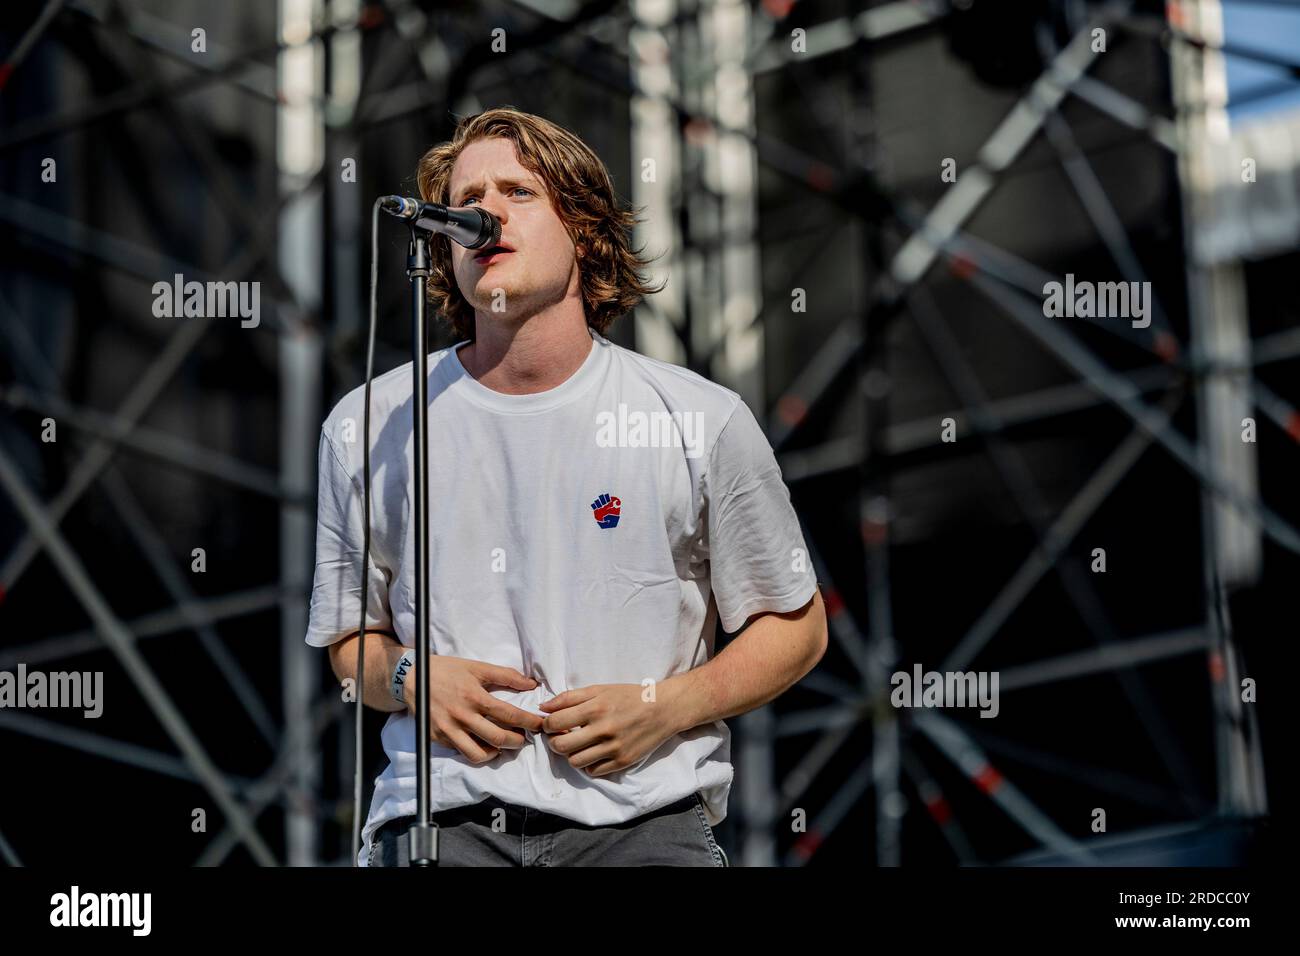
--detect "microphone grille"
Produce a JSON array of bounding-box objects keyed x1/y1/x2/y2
[{"x1": 486, "y1": 212, "x2": 501, "y2": 247}]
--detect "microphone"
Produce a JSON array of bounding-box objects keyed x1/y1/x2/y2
[{"x1": 378, "y1": 196, "x2": 501, "y2": 250}]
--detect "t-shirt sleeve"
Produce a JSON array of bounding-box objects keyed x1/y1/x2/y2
[
  {"x1": 704, "y1": 398, "x2": 819, "y2": 634},
  {"x1": 304, "y1": 427, "x2": 395, "y2": 648}
]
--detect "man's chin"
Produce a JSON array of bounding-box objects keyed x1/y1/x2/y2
[{"x1": 467, "y1": 290, "x2": 529, "y2": 322}]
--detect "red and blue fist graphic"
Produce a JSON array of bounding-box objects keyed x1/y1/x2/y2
[{"x1": 591, "y1": 493, "x2": 621, "y2": 529}]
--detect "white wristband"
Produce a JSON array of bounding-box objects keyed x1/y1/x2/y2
[{"x1": 390, "y1": 650, "x2": 415, "y2": 706}]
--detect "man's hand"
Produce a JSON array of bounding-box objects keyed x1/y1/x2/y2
[
  {"x1": 538, "y1": 683, "x2": 685, "y2": 777},
  {"x1": 418, "y1": 657, "x2": 547, "y2": 764}
]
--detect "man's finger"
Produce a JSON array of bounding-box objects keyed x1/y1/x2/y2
[
  {"x1": 539, "y1": 686, "x2": 600, "y2": 712},
  {"x1": 447, "y1": 727, "x2": 499, "y2": 764},
  {"x1": 546, "y1": 723, "x2": 603, "y2": 757},
  {"x1": 482, "y1": 697, "x2": 546, "y2": 733},
  {"x1": 541, "y1": 699, "x2": 599, "y2": 734},
  {"x1": 565, "y1": 741, "x2": 618, "y2": 770},
  {"x1": 474, "y1": 663, "x2": 538, "y2": 690},
  {"x1": 466, "y1": 714, "x2": 526, "y2": 751}
]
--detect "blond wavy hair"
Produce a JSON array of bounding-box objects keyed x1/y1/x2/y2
[{"x1": 415, "y1": 107, "x2": 662, "y2": 342}]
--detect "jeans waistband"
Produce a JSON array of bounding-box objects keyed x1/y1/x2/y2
[{"x1": 377, "y1": 792, "x2": 701, "y2": 839}]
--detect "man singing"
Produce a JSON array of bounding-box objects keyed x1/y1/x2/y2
[{"x1": 306, "y1": 107, "x2": 827, "y2": 866}]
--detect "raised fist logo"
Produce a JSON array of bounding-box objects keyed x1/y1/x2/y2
[{"x1": 591, "y1": 492, "x2": 621, "y2": 529}]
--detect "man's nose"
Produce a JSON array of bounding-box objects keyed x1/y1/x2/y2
[{"x1": 477, "y1": 191, "x2": 508, "y2": 225}]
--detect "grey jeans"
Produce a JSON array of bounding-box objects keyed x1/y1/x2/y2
[{"x1": 368, "y1": 791, "x2": 730, "y2": 867}]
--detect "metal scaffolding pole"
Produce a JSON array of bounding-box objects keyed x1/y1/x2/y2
[
  {"x1": 276, "y1": 0, "x2": 326, "y2": 868},
  {"x1": 1168, "y1": 0, "x2": 1268, "y2": 818},
  {"x1": 630, "y1": 0, "x2": 687, "y2": 365}
]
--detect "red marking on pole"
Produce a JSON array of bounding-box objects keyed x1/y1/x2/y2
[
  {"x1": 1285, "y1": 411, "x2": 1300, "y2": 444},
  {"x1": 358, "y1": 5, "x2": 386, "y2": 29},
  {"x1": 972, "y1": 764, "x2": 1003, "y2": 795},
  {"x1": 0, "y1": 581, "x2": 6, "y2": 606},
  {"x1": 684, "y1": 117, "x2": 714, "y2": 145},
  {"x1": 792, "y1": 829, "x2": 822, "y2": 860},
  {"x1": 1208, "y1": 650, "x2": 1225, "y2": 683},
  {"x1": 823, "y1": 587, "x2": 844, "y2": 619},
  {"x1": 0, "y1": 63, "x2": 13, "y2": 93},
  {"x1": 777, "y1": 394, "x2": 807, "y2": 427},
  {"x1": 948, "y1": 254, "x2": 976, "y2": 280},
  {"x1": 861, "y1": 518, "x2": 887, "y2": 546},
  {"x1": 762, "y1": 0, "x2": 797, "y2": 19},
  {"x1": 1154, "y1": 331, "x2": 1180, "y2": 364},
  {"x1": 1167, "y1": 1, "x2": 1185, "y2": 31},
  {"x1": 806, "y1": 162, "x2": 835, "y2": 193},
  {"x1": 925, "y1": 795, "x2": 952, "y2": 826}
]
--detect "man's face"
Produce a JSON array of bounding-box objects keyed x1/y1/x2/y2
[{"x1": 447, "y1": 137, "x2": 581, "y2": 324}]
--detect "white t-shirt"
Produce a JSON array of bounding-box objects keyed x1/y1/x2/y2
[{"x1": 305, "y1": 325, "x2": 818, "y2": 866}]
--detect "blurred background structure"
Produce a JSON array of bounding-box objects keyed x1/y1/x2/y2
[{"x1": 0, "y1": 0, "x2": 1294, "y2": 867}]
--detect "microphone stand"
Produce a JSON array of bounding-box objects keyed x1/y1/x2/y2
[{"x1": 405, "y1": 226, "x2": 438, "y2": 866}]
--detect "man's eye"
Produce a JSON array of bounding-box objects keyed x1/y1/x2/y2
[{"x1": 459, "y1": 188, "x2": 529, "y2": 205}]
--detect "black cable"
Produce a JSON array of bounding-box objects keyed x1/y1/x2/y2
[{"x1": 352, "y1": 198, "x2": 383, "y2": 866}]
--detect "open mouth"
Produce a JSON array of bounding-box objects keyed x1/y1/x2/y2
[{"x1": 474, "y1": 244, "x2": 514, "y2": 264}]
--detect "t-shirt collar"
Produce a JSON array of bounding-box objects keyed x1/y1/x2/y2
[{"x1": 441, "y1": 325, "x2": 608, "y2": 414}]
